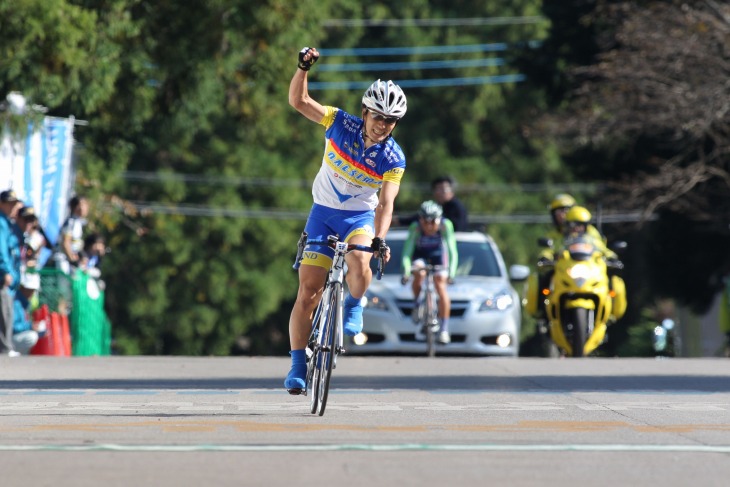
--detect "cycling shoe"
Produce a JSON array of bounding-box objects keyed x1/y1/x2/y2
[{"x1": 284, "y1": 363, "x2": 306, "y2": 394}]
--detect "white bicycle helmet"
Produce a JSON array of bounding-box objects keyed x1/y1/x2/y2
[
  {"x1": 362, "y1": 79, "x2": 407, "y2": 119},
  {"x1": 418, "y1": 200, "x2": 443, "y2": 220}
]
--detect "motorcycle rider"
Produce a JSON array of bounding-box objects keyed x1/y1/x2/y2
[
  {"x1": 562, "y1": 206, "x2": 618, "y2": 261},
  {"x1": 539, "y1": 194, "x2": 607, "y2": 262},
  {"x1": 543, "y1": 205, "x2": 624, "y2": 356},
  {"x1": 533, "y1": 194, "x2": 607, "y2": 322}
]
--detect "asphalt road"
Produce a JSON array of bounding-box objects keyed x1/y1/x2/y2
[{"x1": 1, "y1": 355, "x2": 729, "y2": 487}]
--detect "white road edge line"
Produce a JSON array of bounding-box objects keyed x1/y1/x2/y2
[{"x1": 0, "y1": 444, "x2": 728, "y2": 452}]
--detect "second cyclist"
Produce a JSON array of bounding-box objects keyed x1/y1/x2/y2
[{"x1": 401, "y1": 201, "x2": 458, "y2": 344}]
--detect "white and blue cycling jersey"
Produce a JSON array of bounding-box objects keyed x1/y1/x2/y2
[
  {"x1": 312, "y1": 106, "x2": 405, "y2": 211},
  {"x1": 300, "y1": 107, "x2": 406, "y2": 269}
]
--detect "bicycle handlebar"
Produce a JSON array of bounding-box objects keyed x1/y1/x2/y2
[{"x1": 292, "y1": 232, "x2": 385, "y2": 279}]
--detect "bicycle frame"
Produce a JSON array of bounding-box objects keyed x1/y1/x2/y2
[{"x1": 292, "y1": 232, "x2": 384, "y2": 416}]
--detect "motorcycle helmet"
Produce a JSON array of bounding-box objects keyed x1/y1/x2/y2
[
  {"x1": 362, "y1": 79, "x2": 407, "y2": 119},
  {"x1": 566, "y1": 206, "x2": 592, "y2": 223},
  {"x1": 549, "y1": 193, "x2": 576, "y2": 211},
  {"x1": 418, "y1": 200, "x2": 443, "y2": 221}
]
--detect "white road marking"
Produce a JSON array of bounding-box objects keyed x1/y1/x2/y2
[
  {"x1": 0, "y1": 399, "x2": 728, "y2": 412},
  {"x1": 0, "y1": 443, "x2": 728, "y2": 453}
]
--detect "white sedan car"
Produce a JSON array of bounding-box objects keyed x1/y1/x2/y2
[{"x1": 348, "y1": 229, "x2": 529, "y2": 357}]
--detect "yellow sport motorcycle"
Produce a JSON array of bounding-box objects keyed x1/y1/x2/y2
[{"x1": 527, "y1": 235, "x2": 627, "y2": 357}]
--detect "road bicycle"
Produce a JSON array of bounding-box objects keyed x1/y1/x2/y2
[
  {"x1": 291, "y1": 232, "x2": 384, "y2": 416},
  {"x1": 409, "y1": 264, "x2": 443, "y2": 358}
]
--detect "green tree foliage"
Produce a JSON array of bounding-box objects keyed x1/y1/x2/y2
[
  {"x1": 313, "y1": 1, "x2": 569, "y2": 269},
  {"x1": 533, "y1": 1, "x2": 730, "y2": 314},
  {"x1": 102, "y1": 0, "x2": 331, "y2": 354},
  {"x1": 2, "y1": 0, "x2": 328, "y2": 354},
  {"x1": 3, "y1": 0, "x2": 598, "y2": 355}
]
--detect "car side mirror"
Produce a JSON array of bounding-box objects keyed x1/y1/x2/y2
[{"x1": 509, "y1": 264, "x2": 530, "y2": 282}]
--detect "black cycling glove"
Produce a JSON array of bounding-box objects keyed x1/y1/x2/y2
[
  {"x1": 298, "y1": 47, "x2": 319, "y2": 71},
  {"x1": 371, "y1": 237, "x2": 388, "y2": 253}
]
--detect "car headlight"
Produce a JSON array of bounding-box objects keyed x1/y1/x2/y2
[
  {"x1": 479, "y1": 290, "x2": 514, "y2": 311},
  {"x1": 363, "y1": 291, "x2": 390, "y2": 311}
]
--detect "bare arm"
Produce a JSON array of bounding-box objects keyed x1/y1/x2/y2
[
  {"x1": 288, "y1": 48, "x2": 326, "y2": 123},
  {"x1": 374, "y1": 181, "x2": 400, "y2": 239},
  {"x1": 61, "y1": 234, "x2": 77, "y2": 261}
]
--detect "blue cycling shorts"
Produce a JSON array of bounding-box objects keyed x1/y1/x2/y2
[{"x1": 301, "y1": 204, "x2": 375, "y2": 270}]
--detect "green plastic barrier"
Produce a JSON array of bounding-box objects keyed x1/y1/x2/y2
[
  {"x1": 38, "y1": 268, "x2": 73, "y2": 314},
  {"x1": 37, "y1": 268, "x2": 111, "y2": 356},
  {"x1": 70, "y1": 271, "x2": 111, "y2": 356}
]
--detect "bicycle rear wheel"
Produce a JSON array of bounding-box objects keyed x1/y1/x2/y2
[
  {"x1": 425, "y1": 292, "x2": 437, "y2": 358},
  {"x1": 314, "y1": 282, "x2": 340, "y2": 416},
  {"x1": 306, "y1": 345, "x2": 318, "y2": 413},
  {"x1": 307, "y1": 290, "x2": 328, "y2": 413}
]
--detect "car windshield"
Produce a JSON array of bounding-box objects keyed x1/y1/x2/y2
[{"x1": 373, "y1": 238, "x2": 502, "y2": 277}]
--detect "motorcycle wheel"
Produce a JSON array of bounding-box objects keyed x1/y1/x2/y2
[{"x1": 567, "y1": 308, "x2": 587, "y2": 357}]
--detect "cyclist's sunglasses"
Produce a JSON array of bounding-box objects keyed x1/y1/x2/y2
[{"x1": 367, "y1": 109, "x2": 399, "y2": 124}]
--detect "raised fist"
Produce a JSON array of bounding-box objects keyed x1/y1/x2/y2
[{"x1": 298, "y1": 47, "x2": 319, "y2": 71}]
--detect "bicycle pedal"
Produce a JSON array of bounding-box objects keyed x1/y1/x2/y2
[{"x1": 287, "y1": 388, "x2": 304, "y2": 396}]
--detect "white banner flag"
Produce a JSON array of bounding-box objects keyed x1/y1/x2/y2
[{"x1": 1, "y1": 116, "x2": 76, "y2": 250}]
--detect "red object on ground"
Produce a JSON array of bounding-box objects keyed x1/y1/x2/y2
[{"x1": 30, "y1": 309, "x2": 71, "y2": 356}]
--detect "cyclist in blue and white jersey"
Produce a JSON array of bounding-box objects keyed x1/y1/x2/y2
[{"x1": 285, "y1": 47, "x2": 408, "y2": 392}]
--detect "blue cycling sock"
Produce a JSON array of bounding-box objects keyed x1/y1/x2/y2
[
  {"x1": 344, "y1": 293, "x2": 361, "y2": 309},
  {"x1": 284, "y1": 349, "x2": 307, "y2": 389},
  {"x1": 290, "y1": 349, "x2": 306, "y2": 365},
  {"x1": 344, "y1": 294, "x2": 363, "y2": 336}
]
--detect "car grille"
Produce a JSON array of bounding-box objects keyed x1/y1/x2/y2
[
  {"x1": 395, "y1": 299, "x2": 470, "y2": 318},
  {"x1": 399, "y1": 333, "x2": 466, "y2": 343}
]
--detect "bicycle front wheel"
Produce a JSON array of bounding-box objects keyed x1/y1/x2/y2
[
  {"x1": 306, "y1": 325, "x2": 321, "y2": 413},
  {"x1": 307, "y1": 286, "x2": 329, "y2": 413},
  {"x1": 315, "y1": 282, "x2": 340, "y2": 416}
]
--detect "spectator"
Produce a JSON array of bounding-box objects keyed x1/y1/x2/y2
[
  {"x1": 431, "y1": 176, "x2": 469, "y2": 231},
  {"x1": 0, "y1": 189, "x2": 22, "y2": 356},
  {"x1": 394, "y1": 176, "x2": 470, "y2": 231},
  {"x1": 80, "y1": 233, "x2": 108, "y2": 279},
  {"x1": 16, "y1": 205, "x2": 45, "y2": 274},
  {"x1": 12, "y1": 283, "x2": 39, "y2": 355},
  {"x1": 53, "y1": 195, "x2": 89, "y2": 274}
]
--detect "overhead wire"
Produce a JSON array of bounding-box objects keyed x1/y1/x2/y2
[
  {"x1": 321, "y1": 16, "x2": 547, "y2": 28},
  {"x1": 114, "y1": 200, "x2": 654, "y2": 224}
]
